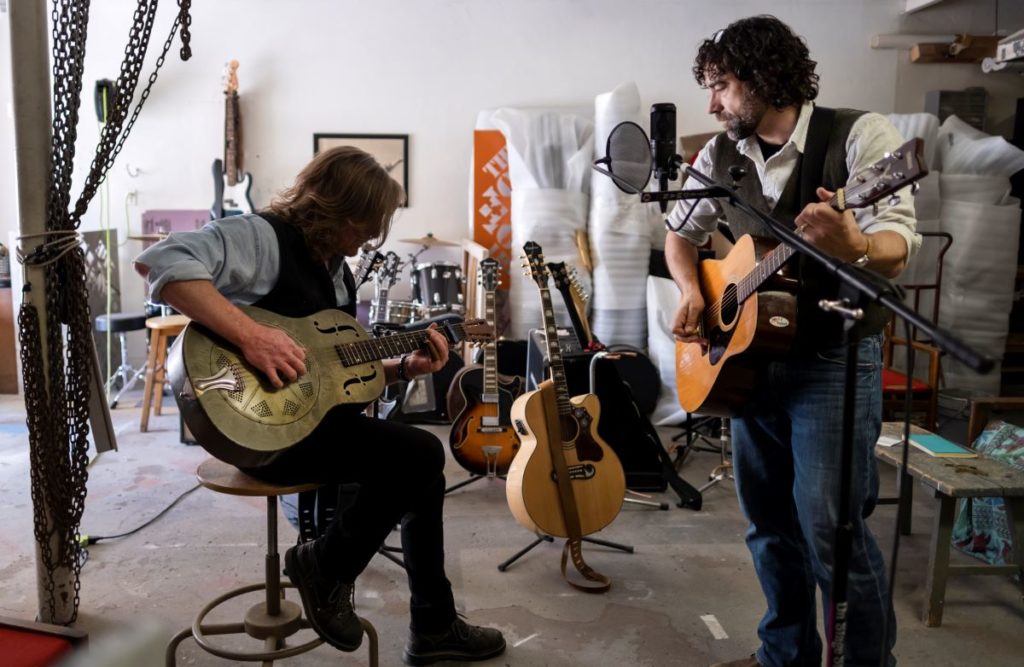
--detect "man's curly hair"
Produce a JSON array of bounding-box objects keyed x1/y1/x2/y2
[{"x1": 693, "y1": 15, "x2": 819, "y2": 109}]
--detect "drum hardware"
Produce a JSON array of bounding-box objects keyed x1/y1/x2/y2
[{"x1": 396, "y1": 233, "x2": 460, "y2": 248}]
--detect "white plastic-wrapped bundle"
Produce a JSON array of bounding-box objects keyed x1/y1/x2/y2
[
  {"x1": 939, "y1": 197, "x2": 1021, "y2": 393},
  {"x1": 887, "y1": 112, "x2": 941, "y2": 172},
  {"x1": 491, "y1": 109, "x2": 594, "y2": 339},
  {"x1": 647, "y1": 276, "x2": 686, "y2": 425},
  {"x1": 588, "y1": 81, "x2": 664, "y2": 348},
  {"x1": 938, "y1": 115, "x2": 1024, "y2": 178}
]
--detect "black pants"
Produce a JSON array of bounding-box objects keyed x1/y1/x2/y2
[{"x1": 245, "y1": 410, "x2": 455, "y2": 634}]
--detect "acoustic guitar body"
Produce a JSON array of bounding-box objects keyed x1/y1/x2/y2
[
  {"x1": 675, "y1": 234, "x2": 797, "y2": 416},
  {"x1": 447, "y1": 365, "x2": 523, "y2": 476},
  {"x1": 505, "y1": 390, "x2": 625, "y2": 538}
]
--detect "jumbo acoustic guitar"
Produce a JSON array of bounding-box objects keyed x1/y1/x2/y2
[
  {"x1": 505, "y1": 242, "x2": 625, "y2": 538},
  {"x1": 676, "y1": 137, "x2": 928, "y2": 415}
]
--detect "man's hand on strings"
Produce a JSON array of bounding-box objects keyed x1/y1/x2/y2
[
  {"x1": 239, "y1": 322, "x2": 307, "y2": 389},
  {"x1": 405, "y1": 324, "x2": 449, "y2": 376}
]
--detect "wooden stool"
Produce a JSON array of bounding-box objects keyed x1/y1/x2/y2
[
  {"x1": 166, "y1": 458, "x2": 379, "y2": 666},
  {"x1": 140, "y1": 314, "x2": 188, "y2": 432}
]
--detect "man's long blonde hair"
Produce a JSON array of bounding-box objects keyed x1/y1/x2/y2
[{"x1": 266, "y1": 146, "x2": 405, "y2": 261}]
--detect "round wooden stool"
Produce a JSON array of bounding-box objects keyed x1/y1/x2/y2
[
  {"x1": 140, "y1": 314, "x2": 188, "y2": 432},
  {"x1": 166, "y1": 458, "x2": 379, "y2": 666}
]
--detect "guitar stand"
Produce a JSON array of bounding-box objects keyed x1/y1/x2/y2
[
  {"x1": 497, "y1": 533, "x2": 634, "y2": 572},
  {"x1": 445, "y1": 446, "x2": 508, "y2": 495},
  {"x1": 444, "y1": 474, "x2": 505, "y2": 495}
]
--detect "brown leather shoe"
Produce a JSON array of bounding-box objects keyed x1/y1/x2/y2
[{"x1": 710, "y1": 655, "x2": 760, "y2": 667}]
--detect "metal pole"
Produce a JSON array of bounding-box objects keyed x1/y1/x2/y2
[{"x1": 8, "y1": 0, "x2": 76, "y2": 624}]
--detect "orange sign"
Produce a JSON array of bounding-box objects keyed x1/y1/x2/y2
[{"x1": 472, "y1": 130, "x2": 512, "y2": 289}]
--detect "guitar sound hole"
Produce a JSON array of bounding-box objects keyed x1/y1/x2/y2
[{"x1": 720, "y1": 283, "x2": 739, "y2": 326}]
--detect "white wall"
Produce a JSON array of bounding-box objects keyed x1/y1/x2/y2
[{"x1": 1, "y1": 0, "x2": 1022, "y2": 365}]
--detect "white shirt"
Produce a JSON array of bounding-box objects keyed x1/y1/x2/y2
[{"x1": 666, "y1": 102, "x2": 921, "y2": 258}]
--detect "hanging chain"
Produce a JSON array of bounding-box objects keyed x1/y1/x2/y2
[{"x1": 20, "y1": 0, "x2": 193, "y2": 623}]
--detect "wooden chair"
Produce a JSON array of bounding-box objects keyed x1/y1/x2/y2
[
  {"x1": 166, "y1": 457, "x2": 379, "y2": 666},
  {"x1": 881, "y1": 231, "x2": 953, "y2": 432}
]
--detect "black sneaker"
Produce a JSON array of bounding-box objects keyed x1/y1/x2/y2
[
  {"x1": 403, "y1": 617, "x2": 506, "y2": 665},
  {"x1": 284, "y1": 542, "x2": 363, "y2": 651}
]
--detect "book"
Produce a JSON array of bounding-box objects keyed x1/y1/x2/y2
[{"x1": 909, "y1": 434, "x2": 978, "y2": 458}]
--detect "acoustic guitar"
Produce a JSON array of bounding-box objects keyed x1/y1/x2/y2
[
  {"x1": 505, "y1": 242, "x2": 625, "y2": 538},
  {"x1": 211, "y1": 60, "x2": 254, "y2": 219},
  {"x1": 675, "y1": 138, "x2": 928, "y2": 415},
  {"x1": 168, "y1": 305, "x2": 491, "y2": 468},
  {"x1": 447, "y1": 258, "x2": 523, "y2": 476}
]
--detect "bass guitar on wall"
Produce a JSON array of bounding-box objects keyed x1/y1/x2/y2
[
  {"x1": 447, "y1": 258, "x2": 523, "y2": 477},
  {"x1": 676, "y1": 137, "x2": 928, "y2": 416},
  {"x1": 211, "y1": 60, "x2": 254, "y2": 219}
]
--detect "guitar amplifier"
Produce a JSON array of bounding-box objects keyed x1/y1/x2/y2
[{"x1": 524, "y1": 329, "x2": 666, "y2": 491}]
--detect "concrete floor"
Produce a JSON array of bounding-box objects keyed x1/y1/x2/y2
[{"x1": 1, "y1": 390, "x2": 1022, "y2": 666}]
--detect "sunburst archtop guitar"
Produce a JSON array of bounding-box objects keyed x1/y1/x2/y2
[
  {"x1": 676, "y1": 138, "x2": 928, "y2": 416},
  {"x1": 169, "y1": 305, "x2": 491, "y2": 468}
]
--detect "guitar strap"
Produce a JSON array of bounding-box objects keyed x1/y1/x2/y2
[
  {"x1": 799, "y1": 106, "x2": 837, "y2": 210},
  {"x1": 537, "y1": 380, "x2": 612, "y2": 593}
]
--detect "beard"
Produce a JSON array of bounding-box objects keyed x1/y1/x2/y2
[{"x1": 719, "y1": 93, "x2": 768, "y2": 141}]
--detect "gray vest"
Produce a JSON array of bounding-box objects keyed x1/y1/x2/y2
[{"x1": 710, "y1": 106, "x2": 887, "y2": 348}]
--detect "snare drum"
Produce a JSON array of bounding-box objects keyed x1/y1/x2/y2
[
  {"x1": 369, "y1": 299, "x2": 419, "y2": 325},
  {"x1": 411, "y1": 262, "x2": 464, "y2": 314}
]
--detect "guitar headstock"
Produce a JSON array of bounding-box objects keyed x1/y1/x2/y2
[
  {"x1": 522, "y1": 241, "x2": 549, "y2": 289},
  {"x1": 376, "y1": 251, "x2": 402, "y2": 290},
  {"x1": 547, "y1": 262, "x2": 589, "y2": 303},
  {"x1": 353, "y1": 249, "x2": 385, "y2": 289},
  {"x1": 224, "y1": 60, "x2": 239, "y2": 96},
  {"x1": 479, "y1": 258, "x2": 500, "y2": 292},
  {"x1": 459, "y1": 318, "x2": 496, "y2": 344},
  {"x1": 840, "y1": 137, "x2": 928, "y2": 211}
]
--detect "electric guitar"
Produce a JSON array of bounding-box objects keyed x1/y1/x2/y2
[
  {"x1": 547, "y1": 261, "x2": 600, "y2": 350},
  {"x1": 447, "y1": 258, "x2": 523, "y2": 476},
  {"x1": 676, "y1": 137, "x2": 928, "y2": 415},
  {"x1": 211, "y1": 60, "x2": 254, "y2": 219},
  {"x1": 505, "y1": 242, "x2": 625, "y2": 538},
  {"x1": 168, "y1": 305, "x2": 491, "y2": 468},
  {"x1": 352, "y1": 248, "x2": 385, "y2": 291}
]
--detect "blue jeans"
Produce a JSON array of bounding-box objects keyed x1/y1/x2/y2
[{"x1": 731, "y1": 334, "x2": 895, "y2": 667}]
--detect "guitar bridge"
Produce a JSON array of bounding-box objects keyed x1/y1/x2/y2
[{"x1": 193, "y1": 366, "x2": 240, "y2": 396}]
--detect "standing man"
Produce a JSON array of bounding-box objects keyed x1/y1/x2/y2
[
  {"x1": 135, "y1": 146, "x2": 505, "y2": 666},
  {"x1": 665, "y1": 16, "x2": 919, "y2": 667}
]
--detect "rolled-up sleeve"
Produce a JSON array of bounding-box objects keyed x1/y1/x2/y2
[
  {"x1": 665, "y1": 135, "x2": 725, "y2": 248},
  {"x1": 135, "y1": 214, "x2": 280, "y2": 304},
  {"x1": 845, "y1": 113, "x2": 921, "y2": 259}
]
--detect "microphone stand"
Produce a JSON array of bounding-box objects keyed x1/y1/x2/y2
[{"x1": 680, "y1": 163, "x2": 992, "y2": 667}]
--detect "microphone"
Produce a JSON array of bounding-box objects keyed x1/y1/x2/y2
[{"x1": 650, "y1": 103, "x2": 679, "y2": 213}]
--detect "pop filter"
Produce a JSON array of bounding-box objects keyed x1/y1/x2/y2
[{"x1": 592, "y1": 121, "x2": 654, "y2": 194}]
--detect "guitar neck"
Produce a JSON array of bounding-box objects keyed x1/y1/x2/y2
[
  {"x1": 225, "y1": 92, "x2": 240, "y2": 186},
  {"x1": 482, "y1": 289, "x2": 498, "y2": 400},
  {"x1": 336, "y1": 324, "x2": 466, "y2": 366},
  {"x1": 736, "y1": 191, "x2": 844, "y2": 302},
  {"x1": 538, "y1": 286, "x2": 573, "y2": 418}
]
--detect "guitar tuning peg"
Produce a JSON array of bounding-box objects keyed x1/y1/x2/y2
[
  {"x1": 911, "y1": 182, "x2": 920, "y2": 194},
  {"x1": 888, "y1": 194, "x2": 901, "y2": 207}
]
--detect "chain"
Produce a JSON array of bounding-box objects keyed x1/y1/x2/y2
[{"x1": 19, "y1": 0, "x2": 193, "y2": 623}]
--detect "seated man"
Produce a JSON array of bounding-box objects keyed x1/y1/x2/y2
[{"x1": 135, "y1": 146, "x2": 505, "y2": 666}]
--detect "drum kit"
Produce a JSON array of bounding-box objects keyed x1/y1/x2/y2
[{"x1": 368, "y1": 233, "x2": 465, "y2": 327}]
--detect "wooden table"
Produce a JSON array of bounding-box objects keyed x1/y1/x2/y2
[{"x1": 875, "y1": 422, "x2": 1024, "y2": 626}]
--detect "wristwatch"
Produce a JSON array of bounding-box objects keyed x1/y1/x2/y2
[{"x1": 852, "y1": 235, "x2": 872, "y2": 268}]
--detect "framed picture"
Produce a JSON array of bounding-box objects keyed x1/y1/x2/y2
[{"x1": 313, "y1": 133, "x2": 409, "y2": 206}]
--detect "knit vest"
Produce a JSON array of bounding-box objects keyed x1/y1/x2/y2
[
  {"x1": 710, "y1": 106, "x2": 887, "y2": 348},
  {"x1": 253, "y1": 213, "x2": 356, "y2": 319}
]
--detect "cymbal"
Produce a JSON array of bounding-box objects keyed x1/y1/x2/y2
[
  {"x1": 397, "y1": 233, "x2": 460, "y2": 247},
  {"x1": 128, "y1": 234, "x2": 168, "y2": 241}
]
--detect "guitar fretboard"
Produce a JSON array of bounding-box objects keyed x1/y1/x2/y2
[
  {"x1": 539, "y1": 286, "x2": 573, "y2": 418},
  {"x1": 336, "y1": 324, "x2": 470, "y2": 366},
  {"x1": 482, "y1": 289, "x2": 498, "y2": 400}
]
